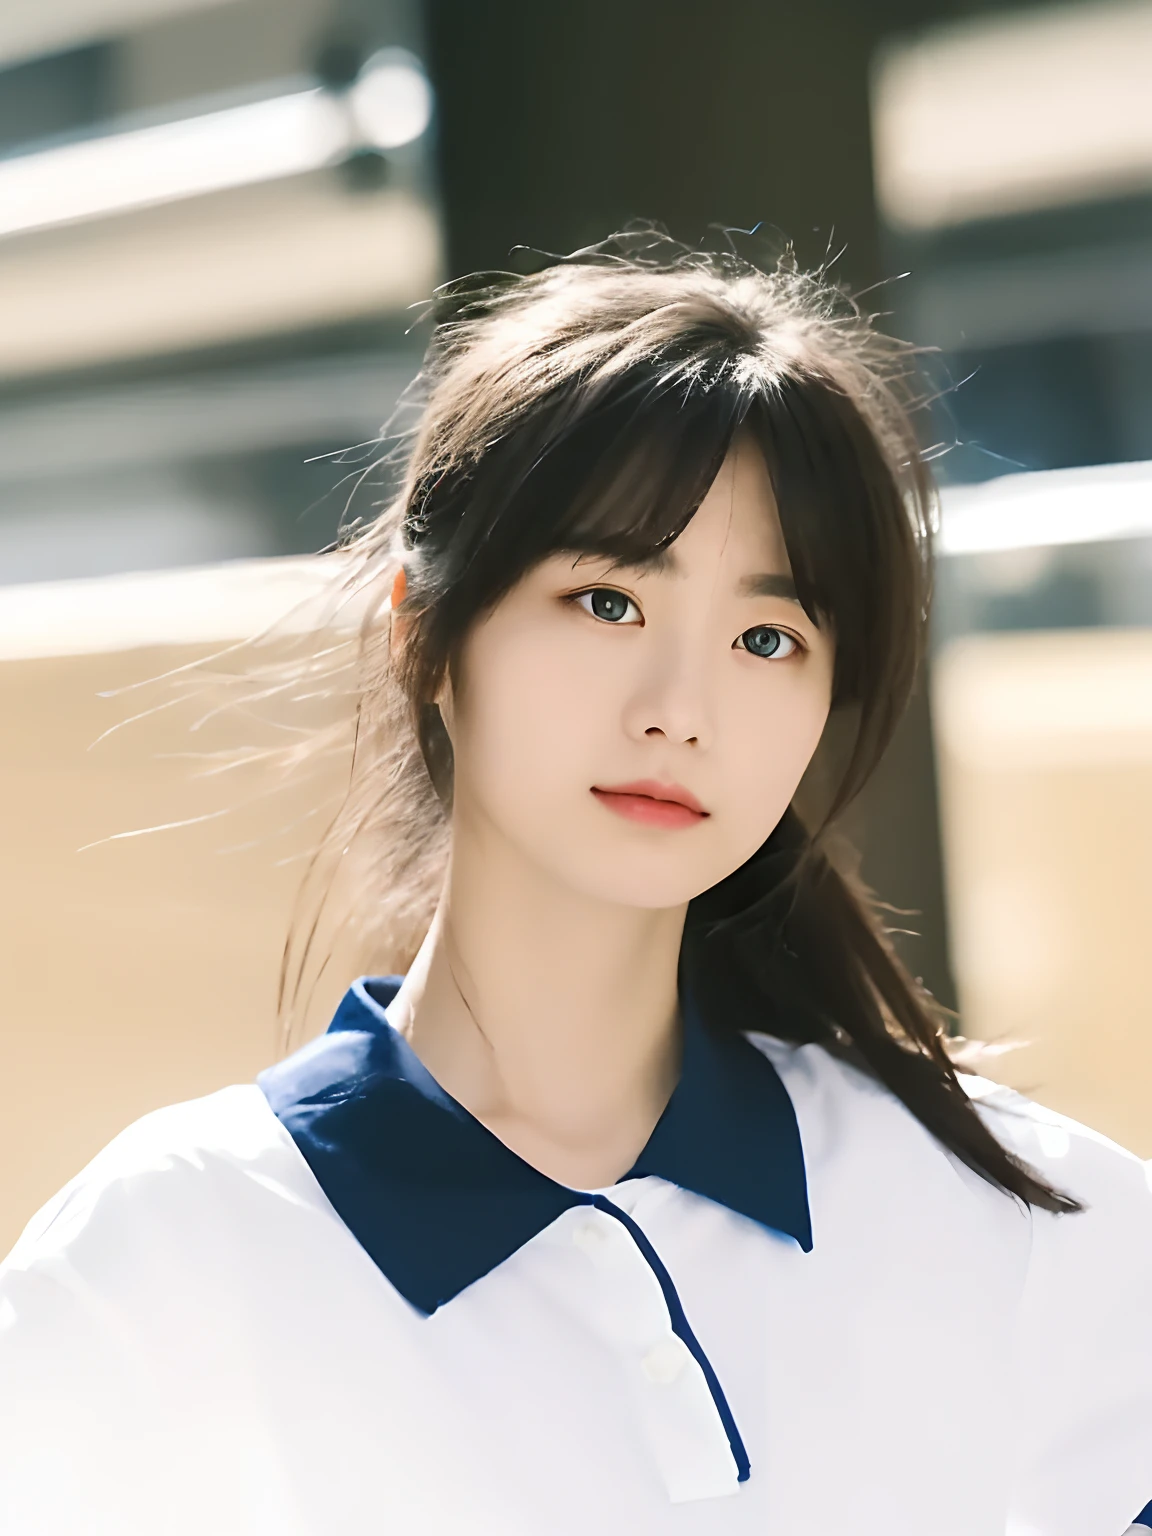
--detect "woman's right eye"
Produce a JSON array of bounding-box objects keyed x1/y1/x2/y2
[{"x1": 574, "y1": 588, "x2": 642, "y2": 624}]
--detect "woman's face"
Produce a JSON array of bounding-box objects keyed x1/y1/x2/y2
[{"x1": 443, "y1": 437, "x2": 837, "y2": 910}]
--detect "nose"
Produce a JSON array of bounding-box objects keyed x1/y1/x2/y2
[{"x1": 621, "y1": 643, "x2": 712, "y2": 750}]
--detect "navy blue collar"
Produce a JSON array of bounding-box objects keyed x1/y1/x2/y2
[{"x1": 258, "y1": 976, "x2": 812, "y2": 1315}]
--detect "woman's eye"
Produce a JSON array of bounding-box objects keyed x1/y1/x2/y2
[
  {"x1": 575, "y1": 588, "x2": 642, "y2": 624},
  {"x1": 735, "y1": 625, "x2": 798, "y2": 660}
]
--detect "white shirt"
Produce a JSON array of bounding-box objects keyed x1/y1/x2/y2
[{"x1": 1, "y1": 975, "x2": 1150, "y2": 1535}]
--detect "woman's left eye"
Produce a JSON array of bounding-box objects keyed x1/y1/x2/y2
[
  {"x1": 574, "y1": 588, "x2": 642, "y2": 624},
  {"x1": 734, "y1": 625, "x2": 799, "y2": 660}
]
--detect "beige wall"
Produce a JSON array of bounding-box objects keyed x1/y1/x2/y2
[
  {"x1": 933, "y1": 627, "x2": 1152, "y2": 1156},
  {"x1": 0, "y1": 572, "x2": 357, "y2": 1253}
]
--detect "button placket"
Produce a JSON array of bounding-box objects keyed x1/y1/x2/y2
[
  {"x1": 561, "y1": 1203, "x2": 746, "y2": 1504},
  {"x1": 570, "y1": 1219, "x2": 612, "y2": 1257}
]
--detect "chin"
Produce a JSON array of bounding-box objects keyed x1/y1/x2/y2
[{"x1": 561, "y1": 850, "x2": 733, "y2": 913}]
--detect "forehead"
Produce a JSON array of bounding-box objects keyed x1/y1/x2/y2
[{"x1": 679, "y1": 435, "x2": 788, "y2": 564}]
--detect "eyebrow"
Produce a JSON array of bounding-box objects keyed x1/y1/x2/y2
[
  {"x1": 581, "y1": 550, "x2": 803, "y2": 606},
  {"x1": 737, "y1": 572, "x2": 801, "y2": 603}
]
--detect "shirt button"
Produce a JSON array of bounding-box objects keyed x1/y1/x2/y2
[
  {"x1": 572, "y1": 1220, "x2": 608, "y2": 1252},
  {"x1": 641, "y1": 1338, "x2": 687, "y2": 1385}
]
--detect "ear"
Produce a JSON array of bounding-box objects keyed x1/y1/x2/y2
[{"x1": 388, "y1": 566, "x2": 408, "y2": 658}]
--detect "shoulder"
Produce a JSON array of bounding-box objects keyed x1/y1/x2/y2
[
  {"x1": 748, "y1": 1031, "x2": 1152, "y2": 1251},
  {"x1": 0, "y1": 1082, "x2": 342, "y2": 1420},
  {"x1": 961, "y1": 1072, "x2": 1152, "y2": 1222},
  {"x1": 957, "y1": 1084, "x2": 1152, "y2": 1528},
  {"x1": 961, "y1": 1078, "x2": 1152, "y2": 1397},
  {"x1": 2, "y1": 1083, "x2": 326, "y2": 1284},
  {"x1": 751, "y1": 1030, "x2": 1150, "y2": 1212},
  {"x1": 0, "y1": 1086, "x2": 336, "y2": 1531}
]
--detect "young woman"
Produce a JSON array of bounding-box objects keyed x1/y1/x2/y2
[{"x1": 2, "y1": 235, "x2": 1150, "y2": 1536}]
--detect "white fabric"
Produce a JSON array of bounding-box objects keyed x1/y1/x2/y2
[{"x1": 1, "y1": 1037, "x2": 1150, "y2": 1535}]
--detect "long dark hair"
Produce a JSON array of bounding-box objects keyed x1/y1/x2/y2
[{"x1": 284, "y1": 230, "x2": 1076, "y2": 1216}]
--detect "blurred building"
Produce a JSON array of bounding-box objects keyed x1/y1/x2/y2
[
  {"x1": 873, "y1": 0, "x2": 1152, "y2": 481},
  {"x1": 0, "y1": 0, "x2": 437, "y2": 585}
]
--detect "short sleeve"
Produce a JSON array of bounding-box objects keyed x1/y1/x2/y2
[
  {"x1": 972, "y1": 1086, "x2": 1152, "y2": 1535},
  {"x1": 0, "y1": 1088, "x2": 311, "y2": 1536}
]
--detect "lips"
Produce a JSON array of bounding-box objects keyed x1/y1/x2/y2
[
  {"x1": 596, "y1": 779, "x2": 706, "y2": 814},
  {"x1": 590, "y1": 779, "x2": 708, "y2": 829}
]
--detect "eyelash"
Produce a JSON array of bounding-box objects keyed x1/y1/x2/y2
[
  {"x1": 572, "y1": 588, "x2": 642, "y2": 625},
  {"x1": 570, "y1": 587, "x2": 805, "y2": 660}
]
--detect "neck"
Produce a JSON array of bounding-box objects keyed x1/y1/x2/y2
[{"x1": 390, "y1": 815, "x2": 686, "y2": 1189}]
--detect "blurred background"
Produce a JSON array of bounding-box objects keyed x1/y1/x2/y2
[{"x1": 1, "y1": 0, "x2": 1150, "y2": 1249}]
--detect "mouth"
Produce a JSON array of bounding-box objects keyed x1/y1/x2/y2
[{"x1": 590, "y1": 779, "x2": 709, "y2": 829}]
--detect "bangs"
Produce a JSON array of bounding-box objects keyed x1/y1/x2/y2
[
  {"x1": 408, "y1": 359, "x2": 747, "y2": 581},
  {"x1": 404, "y1": 359, "x2": 745, "y2": 644},
  {"x1": 541, "y1": 367, "x2": 748, "y2": 563}
]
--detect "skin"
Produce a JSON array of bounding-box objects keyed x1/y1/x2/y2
[{"x1": 388, "y1": 434, "x2": 836, "y2": 1188}]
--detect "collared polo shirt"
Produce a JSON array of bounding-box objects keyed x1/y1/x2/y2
[{"x1": 2, "y1": 975, "x2": 1151, "y2": 1535}]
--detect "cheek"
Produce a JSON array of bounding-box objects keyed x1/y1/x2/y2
[
  {"x1": 450, "y1": 615, "x2": 608, "y2": 806},
  {"x1": 721, "y1": 678, "x2": 831, "y2": 838}
]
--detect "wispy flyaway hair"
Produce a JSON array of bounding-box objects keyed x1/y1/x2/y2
[{"x1": 283, "y1": 229, "x2": 1076, "y2": 1216}]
